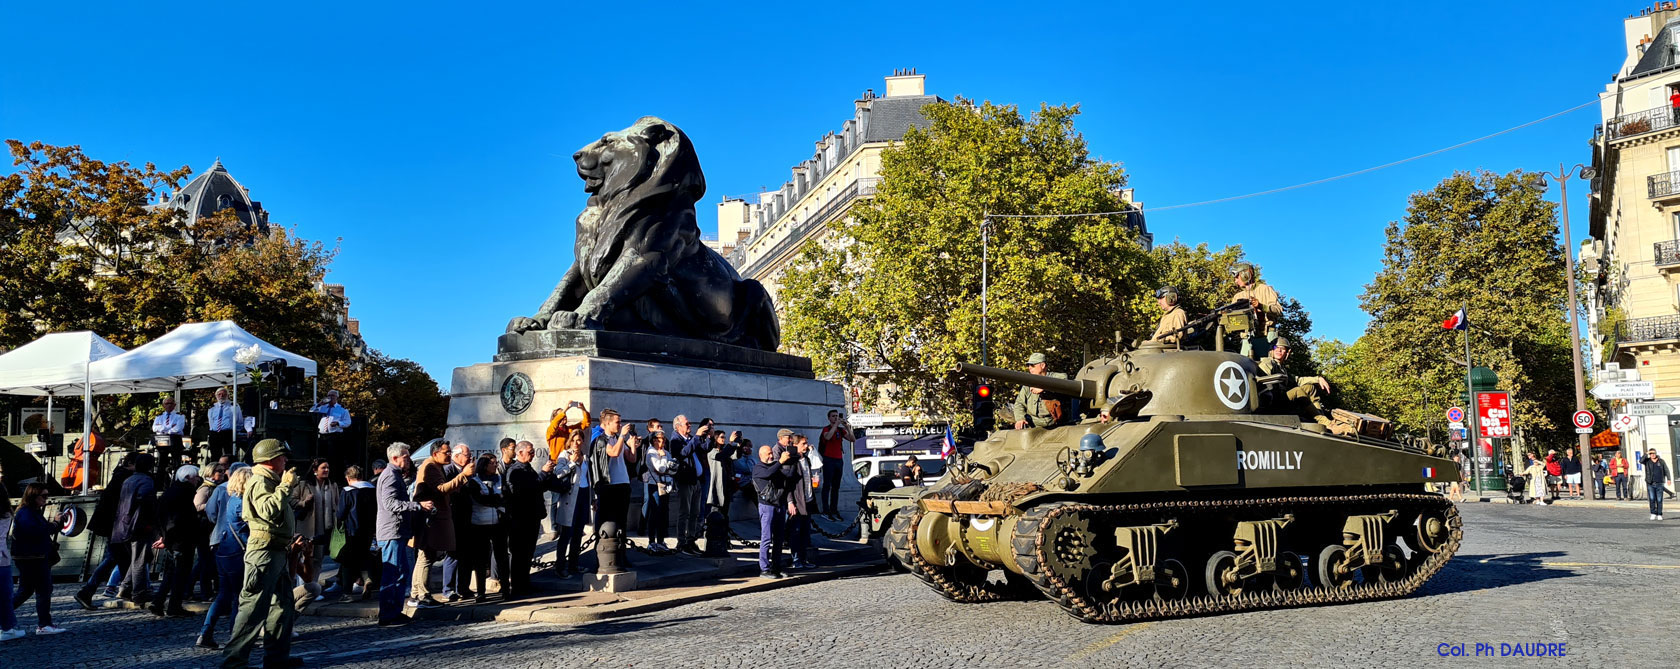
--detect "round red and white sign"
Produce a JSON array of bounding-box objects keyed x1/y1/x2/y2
[{"x1": 1572, "y1": 410, "x2": 1594, "y2": 429}]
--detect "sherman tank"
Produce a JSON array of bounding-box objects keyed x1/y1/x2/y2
[{"x1": 876, "y1": 342, "x2": 1462, "y2": 623}]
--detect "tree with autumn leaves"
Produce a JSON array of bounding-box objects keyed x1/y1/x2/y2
[{"x1": 0, "y1": 140, "x2": 445, "y2": 450}]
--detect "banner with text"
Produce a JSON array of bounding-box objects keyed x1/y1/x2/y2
[{"x1": 1477, "y1": 391, "x2": 1512, "y2": 439}]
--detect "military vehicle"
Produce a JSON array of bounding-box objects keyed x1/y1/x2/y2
[{"x1": 877, "y1": 342, "x2": 1462, "y2": 623}]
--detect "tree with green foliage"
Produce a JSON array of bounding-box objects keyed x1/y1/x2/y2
[
  {"x1": 780, "y1": 100, "x2": 1154, "y2": 424},
  {"x1": 1149, "y1": 240, "x2": 1318, "y2": 378},
  {"x1": 1321, "y1": 169, "x2": 1574, "y2": 446}
]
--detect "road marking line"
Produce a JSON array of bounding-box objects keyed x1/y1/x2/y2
[
  {"x1": 371, "y1": 633, "x2": 433, "y2": 645},
  {"x1": 1542, "y1": 561, "x2": 1680, "y2": 570},
  {"x1": 1066, "y1": 622, "x2": 1155, "y2": 662},
  {"x1": 1477, "y1": 555, "x2": 1680, "y2": 569}
]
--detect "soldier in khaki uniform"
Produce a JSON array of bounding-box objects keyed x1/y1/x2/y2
[
  {"x1": 1148, "y1": 286, "x2": 1188, "y2": 345},
  {"x1": 1230, "y1": 263, "x2": 1283, "y2": 358},
  {"x1": 223, "y1": 439, "x2": 302, "y2": 669},
  {"x1": 1011, "y1": 353, "x2": 1068, "y2": 429},
  {"x1": 1256, "y1": 338, "x2": 1352, "y2": 437}
]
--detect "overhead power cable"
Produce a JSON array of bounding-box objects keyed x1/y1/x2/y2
[{"x1": 985, "y1": 97, "x2": 1602, "y2": 219}]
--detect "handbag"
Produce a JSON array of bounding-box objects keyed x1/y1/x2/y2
[{"x1": 47, "y1": 540, "x2": 61, "y2": 567}]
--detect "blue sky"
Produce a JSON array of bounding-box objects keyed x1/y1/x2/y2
[{"x1": 0, "y1": 1, "x2": 1624, "y2": 383}]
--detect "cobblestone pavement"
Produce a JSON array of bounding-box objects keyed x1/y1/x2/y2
[{"x1": 10, "y1": 503, "x2": 1678, "y2": 668}]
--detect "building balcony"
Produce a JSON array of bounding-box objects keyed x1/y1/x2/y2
[
  {"x1": 1658, "y1": 240, "x2": 1680, "y2": 270},
  {"x1": 1652, "y1": 171, "x2": 1680, "y2": 201},
  {"x1": 1606, "y1": 107, "x2": 1680, "y2": 142},
  {"x1": 1618, "y1": 314, "x2": 1680, "y2": 347}
]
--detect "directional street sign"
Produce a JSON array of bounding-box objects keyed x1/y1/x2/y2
[
  {"x1": 1446, "y1": 407, "x2": 1464, "y2": 423},
  {"x1": 1625, "y1": 403, "x2": 1676, "y2": 416},
  {"x1": 1590, "y1": 381, "x2": 1656, "y2": 401},
  {"x1": 1572, "y1": 410, "x2": 1595, "y2": 429}
]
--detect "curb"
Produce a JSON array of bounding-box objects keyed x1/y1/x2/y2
[
  {"x1": 525, "y1": 559, "x2": 886, "y2": 624},
  {"x1": 1468, "y1": 496, "x2": 1653, "y2": 509},
  {"x1": 302, "y1": 547, "x2": 886, "y2": 624}
]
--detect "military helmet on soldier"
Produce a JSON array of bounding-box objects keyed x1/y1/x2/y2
[
  {"x1": 1154, "y1": 285, "x2": 1179, "y2": 305},
  {"x1": 1272, "y1": 336, "x2": 1292, "y2": 350},
  {"x1": 1234, "y1": 263, "x2": 1257, "y2": 284},
  {"x1": 252, "y1": 438, "x2": 290, "y2": 463}
]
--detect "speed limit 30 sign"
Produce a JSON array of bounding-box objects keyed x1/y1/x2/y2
[{"x1": 1572, "y1": 410, "x2": 1594, "y2": 430}]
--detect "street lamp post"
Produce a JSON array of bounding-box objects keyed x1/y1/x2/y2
[{"x1": 1539, "y1": 163, "x2": 1596, "y2": 500}]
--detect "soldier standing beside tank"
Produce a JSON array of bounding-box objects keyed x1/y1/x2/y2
[
  {"x1": 1230, "y1": 263, "x2": 1283, "y2": 358},
  {"x1": 1257, "y1": 338, "x2": 1352, "y2": 437},
  {"x1": 1011, "y1": 353, "x2": 1069, "y2": 429},
  {"x1": 1147, "y1": 286, "x2": 1188, "y2": 345},
  {"x1": 222, "y1": 439, "x2": 302, "y2": 669}
]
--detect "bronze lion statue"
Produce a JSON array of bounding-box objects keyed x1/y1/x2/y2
[{"x1": 507, "y1": 116, "x2": 781, "y2": 351}]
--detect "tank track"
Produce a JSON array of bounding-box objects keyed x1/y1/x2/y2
[
  {"x1": 899, "y1": 492, "x2": 1461, "y2": 622},
  {"x1": 891, "y1": 506, "x2": 1028, "y2": 602}
]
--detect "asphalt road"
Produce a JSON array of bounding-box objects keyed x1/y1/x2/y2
[{"x1": 8, "y1": 502, "x2": 1677, "y2": 668}]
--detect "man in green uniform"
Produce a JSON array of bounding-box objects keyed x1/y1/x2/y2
[
  {"x1": 1230, "y1": 263, "x2": 1283, "y2": 358},
  {"x1": 1256, "y1": 338, "x2": 1352, "y2": 437},
  {"x1": 1011, "y1": 352, "x2": 1068, "y2": 429},
  {"x1": 223, "y1": 439, "x2": 302, "y2": 669},
  {"x1": 1148, "y1": 286, "x2": 1188, "y2": 345}
]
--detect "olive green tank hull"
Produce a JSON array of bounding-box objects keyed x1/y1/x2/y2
[
  {"x1": 875, "y1": 346, "x2": 1463, "y2": 622},
  {"x1": 888, "y1": 489, "x2": 1461, "y2": 623}
]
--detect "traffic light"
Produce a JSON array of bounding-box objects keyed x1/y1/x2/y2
[{"x1": 973, "y1": 383, "x2": 996, "y2": 435}]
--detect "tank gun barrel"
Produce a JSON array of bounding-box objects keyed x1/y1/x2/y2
[{"x1": 955, "y1": 362, "x2": 1100, "y2": 400}]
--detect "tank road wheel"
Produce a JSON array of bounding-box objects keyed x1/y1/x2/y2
[
  {"x1": 1203, "y1": 550, "x2": 1249, "y2": 598},
  {"x1": 1085, "y1": 561, "x2": 1118, "y2": 605},
  {"x1": 1316, "y1": 545, "x2": 1361, "y2": 590},
  {"x1": 1413, "y1": 511, "x2": 1450, "y2": 555},
  {"x1": 1155, "y1": 558, "x2": 1191, "y2": 601},
  {"x1": 1376, "y1": 544, "x2": 1408, "y2": 583},
  {"x1": 1273, "y1": 551, "x2": 1306, "y2": 591}
]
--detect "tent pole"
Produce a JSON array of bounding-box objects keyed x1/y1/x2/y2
[
  {"x1": 312, "y1": 377, "x2": 317, "y2": 406},
  {"x1": 82, "y1": 365, "x2": 92, "y2": 494},
  {"x1": 231, "y1": 373, "x2": 238, "y2": 461}
]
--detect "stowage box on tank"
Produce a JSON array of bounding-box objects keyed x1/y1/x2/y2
[{"x1": 879, "y1": 343, "x2": 1462, "y2": 623}]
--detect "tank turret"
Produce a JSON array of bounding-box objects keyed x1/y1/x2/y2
[{"x1": 958, "y1": 345, "x2": 1266, "y2": 422}]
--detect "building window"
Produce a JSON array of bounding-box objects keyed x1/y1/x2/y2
[{"x1": 216, "y1": 193, "x2": 233, "y2": 210}]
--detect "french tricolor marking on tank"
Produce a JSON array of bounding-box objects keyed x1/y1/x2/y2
[{"x1": 1423, "y1": 467, "x2": 1436, "y2": 478}]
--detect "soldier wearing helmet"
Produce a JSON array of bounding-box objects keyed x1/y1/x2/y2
[
  {"x1": 1257, "y1": 337, "x2": 1351, "y2": 437},
  {"x1": 1230, "y1": 263, "x2": 1283, "y2": 357},
  {"x1": 1147, "y1": 286, "x2": 1188, "y2": 345}
]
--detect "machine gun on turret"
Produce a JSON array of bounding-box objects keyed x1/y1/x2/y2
[{"x1": 1153, "y1": 298, "x2": 1256, "y2": 352}]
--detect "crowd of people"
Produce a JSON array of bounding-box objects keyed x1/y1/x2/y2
[{"x1": 7, "y1": 400, "x2": 860, "y2": 667}]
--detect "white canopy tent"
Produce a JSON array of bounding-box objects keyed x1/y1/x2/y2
[
  {"x1": 0, "y1": 331, "x2": 127, "y2": 493},
  {"x1": 86, "y1": 320, "x2": 318, "y2": 392},
  {"x1": 0, "y1": 331, "x2": 126, "y2": 396}
]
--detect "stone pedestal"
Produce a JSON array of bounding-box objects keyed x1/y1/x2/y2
[{"x1": 445, "y1": 354, "x2": 846, "y2": 455}]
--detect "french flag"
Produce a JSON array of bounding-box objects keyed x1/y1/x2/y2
[
  {"x1": 1441, "y1": 309, "x2": 1468, "y2": 331},
  {"x1": 1422, "y1": 466, "x2": 1436, "y2": 478},
  {"x1": 942, "y1": 425, "x2": 956, "y2": 459}
]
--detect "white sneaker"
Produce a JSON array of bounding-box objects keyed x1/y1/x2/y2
[
  {"x1": 35, "y1": 626, "x2": 66, "y2": 636},
  {"x1": 1659, "y1": 515, "x2": 1665, "y2": 521},
  {"x1": 0, "y1": 629, "x2": 25, "y2": 641}
]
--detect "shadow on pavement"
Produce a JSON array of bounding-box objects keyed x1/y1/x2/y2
[{"x1": 1418, "y1": 552, "x2": 1577, "y2": 597}]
